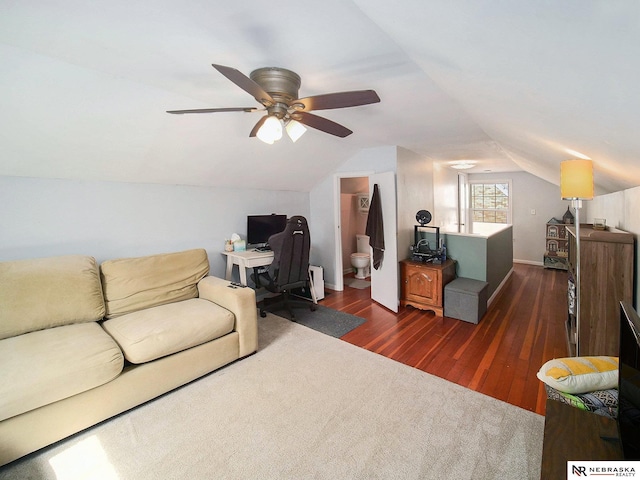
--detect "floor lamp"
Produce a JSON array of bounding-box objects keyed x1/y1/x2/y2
[{"x1": 560, "y1": 159, "x2": 594, "y2": 356}]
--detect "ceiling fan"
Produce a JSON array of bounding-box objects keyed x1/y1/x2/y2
[{"x1": 167, "y1": 64, "x2": 380, "y2": 144}]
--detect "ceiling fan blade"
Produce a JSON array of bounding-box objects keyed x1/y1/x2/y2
[
  {"x1": 249, "y1": 115, "x2": 269, "y2": 137},
  {"x1": 212, "y1": 64, "x2": 276, "y2": 107},
  {"x1": 292, "y1": 111, "x2": 353, "y2": 138},
  {"x1": 293, "y1": 90, "x2": 380, "y2": 111},
  {"x1": 166, "y1": 107, "x2": 258, "y2": 114}
]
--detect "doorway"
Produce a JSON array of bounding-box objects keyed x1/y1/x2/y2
[
  {"x1": 333, "y1": 171, "x2": 399, "y2": 313},
  {"x1": 339, "y1": 175, "x2": 371, "y2": 295}
]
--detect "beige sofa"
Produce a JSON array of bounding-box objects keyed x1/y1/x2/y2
[{"x1": 0, "y1": 248, "x2": 258, "y2": 466}]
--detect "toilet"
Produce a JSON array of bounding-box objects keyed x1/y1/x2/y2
[{"x1": 350, "y1": 234, "x2": 371, "y2": 279}]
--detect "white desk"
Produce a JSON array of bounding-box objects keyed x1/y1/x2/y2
[
  {"x1": 221, "y1": 249, "x2": 318, "y2": 303},
  {"x1": 222, "y1": 250, "x2": 274, "y2": 286}
]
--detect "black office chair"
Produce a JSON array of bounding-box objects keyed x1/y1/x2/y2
[{"x1": 252, "y1": 215, "x2": 317, "y2": 320}]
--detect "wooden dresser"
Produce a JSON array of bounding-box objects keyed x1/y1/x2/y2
[
  {"x1": 400, "y1": 259, "x2": 456, "y2": 316},
  {"x1": 566, "y1": 224, "x2": 634, "y2": 356}
]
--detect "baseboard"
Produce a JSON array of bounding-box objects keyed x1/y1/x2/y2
[
  {"x1": 514, "y1": 259, "x2": 544, "y2": 266},
  {"x1": 487, "y1": 267, "x2": 514, "y2": 307}
]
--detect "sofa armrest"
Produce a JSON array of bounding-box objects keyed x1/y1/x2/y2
[{"x1": 197, "y1": 276, "x2": 258, "y2": 357}]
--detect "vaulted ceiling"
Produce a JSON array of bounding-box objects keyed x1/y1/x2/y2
[{"x1": 1, "y1": 1, "x2": 638, "y2": 193}]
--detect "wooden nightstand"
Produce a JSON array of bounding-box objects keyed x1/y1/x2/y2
[{"x1": 400, "y1": 259, "x2": 456, "y2": 316}]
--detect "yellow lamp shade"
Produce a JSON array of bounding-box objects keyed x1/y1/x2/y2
[{"x1": 561, "y1": 159, "x2": 594, "y2": 200}]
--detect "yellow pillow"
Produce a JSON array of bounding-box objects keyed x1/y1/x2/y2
[{"x1": 536, "y1": 356, "x2": 618, "y2": 394}]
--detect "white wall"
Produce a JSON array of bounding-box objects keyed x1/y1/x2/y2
[
  {"x1": 0, "y1": 176, "x2": 308, "y2": 279},
  {"x1": 432, "y1": 161, "x2": 459, "y2": 232},
  {"x1": 588, "y1": 191, "x2": 626, "y2": 230},
  {"x1": 468, "y1": 171, "x2": 568, "y2": 264},
  {"x1": 589, "y1": 186, "x2": 640, "y2": 306},
  {"x1": 9, "y1": 157, "x2": 628, "y2": 296},
  {"x1": 309, "y1": 146, "x2": 397, "y2": 289},
  {"x1": 310, "y1": 146, "x2": 436, "y2": 289},
  {"x1": 397, "y1": 147, "x2": 434, "y2": 260}
]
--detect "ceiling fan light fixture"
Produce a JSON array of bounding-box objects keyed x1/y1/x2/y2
[
  {"x1": 285, "y1": 119, "x2": 307, "y2": 142},
  {"x1": 450, "y1": 161, "x2": 476, "y2": 170},
  {"x1": 256, "y1": 115, "x2": 283, "y2": 144}
]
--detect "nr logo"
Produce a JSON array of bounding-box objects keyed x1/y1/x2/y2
[{"x1": 572, "y1": 465, "x2": 587, "y2": 476}]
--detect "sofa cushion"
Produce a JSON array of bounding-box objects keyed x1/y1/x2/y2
[
  {"x1": 536, "y1": 356, "x2": 619, "y2": 394},
  {"x1": 0, "y1": 322, "x2": 124, "y2": 421},
  {"x1": 100, "y1": 249, "x2": 210, "y2": 318},
  {"x1": 101, "y1": 298, "x2": 235, "y2": 364},
  {"x1": 0, "y1": 255, "x2": 106, "y2": 340}
]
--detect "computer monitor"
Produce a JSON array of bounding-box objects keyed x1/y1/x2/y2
[{"x1": 247, "y1": 214, "x2": 287, "y2": 247}]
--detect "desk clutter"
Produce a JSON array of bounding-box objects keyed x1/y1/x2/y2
[
  {"x1": 221, "y1": 216, "x2": 322, "y2": 316},
  {"x1": 225, "y1": 233, "x2": 246, "y2": 252}
]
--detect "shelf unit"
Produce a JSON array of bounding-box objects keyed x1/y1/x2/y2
[{"x1": 566, "y1": 224, "x2": 634, "y2": 356}]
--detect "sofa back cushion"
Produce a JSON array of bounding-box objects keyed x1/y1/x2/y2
[
  {"x1": 0, "y1": 255, "x2": 106, "y2": 340},
  {"x1": 100, "y1": 248, "x2": 210, "y2": 318}
]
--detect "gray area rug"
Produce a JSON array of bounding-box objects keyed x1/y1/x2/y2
[
  {"x1": 269, "y1": 303, "x2": 366, "y2": 338},
  {"x1": 0, "y1": 314, "x2": 543, "y2": 480},
  {"x1": 344, "y1": 278, "x2": 371, "y2": 289}
]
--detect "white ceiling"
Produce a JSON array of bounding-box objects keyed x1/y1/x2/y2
[{"x1": 1, "y1": 1, "x2": 638, "y2": 193}]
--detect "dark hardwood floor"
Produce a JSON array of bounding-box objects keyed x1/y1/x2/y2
[{"x1": 319, "y1": 263, "x2": 568, "y2": 416}]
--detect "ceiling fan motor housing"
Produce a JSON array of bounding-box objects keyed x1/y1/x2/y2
[{"x1": 250, "y1": 67, "x2": 301, "y2": 118}]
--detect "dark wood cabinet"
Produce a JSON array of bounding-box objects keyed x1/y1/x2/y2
[
  {"x1": 566, "y1": 224, "x2": 634, "y2": 356},
  {"x1": 540, "y1": 399, "x2": 623, "y2": 479},
  {"x1": 400, "y1": 259, "x2": 456, "y2": 316}
]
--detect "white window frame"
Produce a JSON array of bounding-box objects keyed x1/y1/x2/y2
[{"x1": 469, "y1": 179, "x2": 512, "y2": 229}]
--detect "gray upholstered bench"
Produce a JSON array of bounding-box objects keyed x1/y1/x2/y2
[{"x1": 444, "y1": 277, "x2": 489, "y2": 324}]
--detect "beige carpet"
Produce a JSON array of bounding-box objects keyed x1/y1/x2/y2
[{"x1": 0, "y1": 314, "x2": 543, "y2": 480}]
